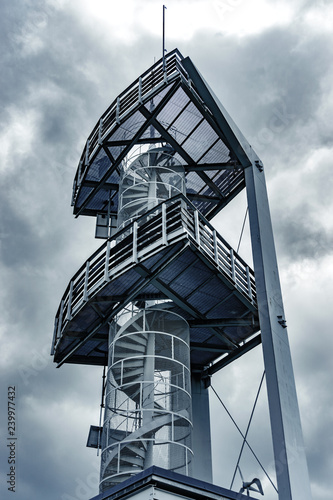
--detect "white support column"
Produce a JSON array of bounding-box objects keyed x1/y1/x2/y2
[
  {"x1": 245, "y1": 163, "x2": 312, "y2": 500},
  {"x1": 191, "y1": 373, "x2": 212, "y2": 484}
]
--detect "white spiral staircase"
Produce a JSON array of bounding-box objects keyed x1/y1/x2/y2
[{"x1": 100, "y1": 307, "x2": 192, "y2": 490}]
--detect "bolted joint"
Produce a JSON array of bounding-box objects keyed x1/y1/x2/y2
[
  {"x1": 202, "y1": 373, "x2": 212, "y2": 389},
  {"x1": 277, "y1": 315, "x2": 287, "y2": 328},
  {"x1": 255, "y1": 159, "x2": 264, "y2": 172}
]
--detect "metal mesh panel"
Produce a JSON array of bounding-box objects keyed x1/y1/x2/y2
[
  {"x1": 76, "y1": 185, "x2": 94, "y2": 208},
  {"x1": 198, "y1": 139, "x2": 230, "y2": 164},
  {"x1": 86, "y1": 149, "x2": 111, "y2": 181},
  {"x1": 108, "y1": 110, "x2": 146, "y2": 142},
  {"x1": 108, "y1": 145, "x2": 127, "y2": 162},
  {"x1": 170, "y1": 101, "x2": 203, "y2": 140},
  {"x1": 145, "y1": 85, "x2": 174, "y2": 110},
  {"x1": 156, "y1": 87, "x2": 190, "y2": 128},
  {"x1": 100, "y1": 306, "x2": 192, "y2": 491},
  {"x1": 181, "y1": 121, "x2": 219, "y2": 162}
]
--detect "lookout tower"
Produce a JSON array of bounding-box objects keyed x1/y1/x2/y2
[{"x1": 51, "y1": 49, "x2": 312, "y2": 500}]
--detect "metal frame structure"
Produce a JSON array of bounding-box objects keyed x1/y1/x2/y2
[{"x1": 52, "y1": 49, "x2": 312, "y2": 499}]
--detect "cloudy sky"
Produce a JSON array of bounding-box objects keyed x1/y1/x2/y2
[{"x1": 1, "y1": 0, "x2": 332, "y2": 499}]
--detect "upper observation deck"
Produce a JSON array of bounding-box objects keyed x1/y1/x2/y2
[
  {"x1": 52, "y1": 196, "x2": 260, "y2": 373},
  {"x1": 72, "y1": 49, "x2": 259, "y2": 221}
]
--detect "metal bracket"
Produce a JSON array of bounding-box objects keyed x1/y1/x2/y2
[
  {"x1": 202, "y1": 373, "x2": 211, "y2": 389},
  {"x1": 277, "y1": 315, "x2": 287, "y2": 328},
  {"x1": 255, "y1": 160, "x2": 264, "y2": 172}
]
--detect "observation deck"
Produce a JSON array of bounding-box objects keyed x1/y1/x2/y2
[
  {"x1": 71, "y1": 49, "x2": 253, "y2": 222},
  {"x1": 52, "y1": 195, "x2": 260, "y2": 374}
]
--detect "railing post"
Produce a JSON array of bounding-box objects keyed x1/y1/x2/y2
[
  {"x1": 104, "y1": 240, "x2": 111, "y2": 281},
  {"x1": 51, "y1": 319, "x2": 57, "y2": 355},
  {"x1": 162, "y1": 203, "x2": 167, "y2": 245},
  {"x1": 83, "y1": 261, "x2": 90, "y2": 302},
  {"x1": 213, "y1": 230, "x2": 218, "y2": 265},
  {"x1": 78, "y1": 160, "x2": 83, "y2": 186},
  {"x1": 116, "y1": 97, "x2": 120, "y2": 124},
  {"x1": 194, "y1": 210, "x2": 200, "y2": 245},
  {"x1": 133, "y1": 222, "x2": 138, "y2": 263},
  {"x1": 230, "y1": 248, "x2": 236, "y2": 283},
  {"x1": 98, "y1": 118, "x2": 103, "y2": 145},
  {"x1": 138, "y1": 77, "x2": 143, "y2": 104},
  {"x1": 85, "y1": 139, "x2": 90, "y2": 166},
  {"x1": 57, "y1": 299, "x2": 65, "y2": 341},
  {"x1": 66, "y1": 281, "x2": 74, "y2": 321},
  {"x1": 71, "y1": 179, "x2": 77, "y2": 206},
  {"x1": 246, "y1": 266, "x2": 253, "y2": 302}
]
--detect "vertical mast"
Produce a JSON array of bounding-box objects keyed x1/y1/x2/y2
[{"x1": 162, "y1": 5, "x2": 167, "y2": 73}]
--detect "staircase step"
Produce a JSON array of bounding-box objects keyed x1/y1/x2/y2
[
  {"x1": 113, "y1": 352, "x2": 146, "y2": 360},
  {"x1": 120, "y1": 455, "x2": 144, "y2": 466},
  {"x1": 116, "y1": 367, "x2": 144, "y2": 381},
  {"x1": 122, "y1": 359, "x2": 144, "y2": 368},
  {"x1": 125, "y1": 334, "x2": 148, "y2": 346},
  {"x1": 125, "y1": 443, "x2": 146, "y2": 459},
  {"x1": 115, "y1": 341, "x2": 146, "y2": 353}
]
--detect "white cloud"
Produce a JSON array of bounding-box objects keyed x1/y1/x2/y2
[
  {"x1": 212, "y1": 0, "x2": 294, "y2": 37},
  {"x1": 0, "y1": 107, "x2": 39, "y2": 174},
  {"x1": 68, "y1": 0, "x2": 295, "y2": 43},
  {"x1": 304, "y1": 2, "x2": 333, "y2": 33}
]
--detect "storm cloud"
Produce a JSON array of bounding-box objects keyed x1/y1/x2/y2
[{"x1": 1, "y1": 1, "x2": 332, "y2": 499}]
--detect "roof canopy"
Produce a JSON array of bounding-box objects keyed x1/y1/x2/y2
[{"x1": 72, "y1": 49, "x2": 259, "y2": 221}]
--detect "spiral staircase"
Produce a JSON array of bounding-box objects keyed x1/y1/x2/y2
[{"x1": 100, "y1": 307, "x2": 192, "y2": 489}]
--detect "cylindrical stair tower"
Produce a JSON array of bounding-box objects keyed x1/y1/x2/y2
[
  {"x1": 100, "y1": 146, "x2": 192, "y2": 492},
  {"x1": 117, "y1": 146, "x2": 186, "y2": 231},
  {"x1": 100, "y1": 305, "x2": 192, "y2": 490}
]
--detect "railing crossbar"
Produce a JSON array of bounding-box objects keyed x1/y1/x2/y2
[{"x1": 54, "y1": 196, "x2": 256, "y2": 348}]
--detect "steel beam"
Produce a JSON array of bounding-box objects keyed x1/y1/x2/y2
[
  {"x1": 203, "y1": 334, "x2": 262, "y2": 376},
  {"x1": 75, "y1": 80, "x2": 182, "y2": 216},
  {"x1": 191, "y1": 373, "x2": 213, "y2": 483},
  {"x1": 182, "y1": 57, "x2": 255, "y2": 167},
  {"x1": 245, "y1": 163, "x2": 312, "y2": 500},
  {"x1": 183, "y1": 54, "x2": 312, "y2": 499},
  {"x1": 189, "y1": 318, "x2": 259, "y2": 328}
]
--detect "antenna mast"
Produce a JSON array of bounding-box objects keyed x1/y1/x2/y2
[{"x1": 163, "y1": 5, "x2": 167, "y2": 72}]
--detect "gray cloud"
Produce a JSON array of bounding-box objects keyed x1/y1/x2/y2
[
  {"x1": 274, "y1": 203, "x2": 333, "y2": 261},
  {"x1": 1, "y1": 1, "x2": 332, "y2": 499}
]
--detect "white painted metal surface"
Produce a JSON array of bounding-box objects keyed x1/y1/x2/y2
[{"x1": 100, "y1": 306, "x2": 192, "y2": 491}]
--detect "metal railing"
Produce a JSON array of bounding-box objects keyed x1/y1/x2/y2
[
  {"x1": 73, "y1": 49, "x2": 189, "y2": 203},
  {"x1": 52, "y1": 195, "x2": 256, "y2": 353}
]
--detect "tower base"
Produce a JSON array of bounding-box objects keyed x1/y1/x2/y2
[{"x1": 89, "y1": 466, "x2": 256, "y2": 500}]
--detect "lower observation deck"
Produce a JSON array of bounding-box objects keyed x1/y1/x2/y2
[{"x1": 52, "y1": 195, "x2": 260, "y2": 372}]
